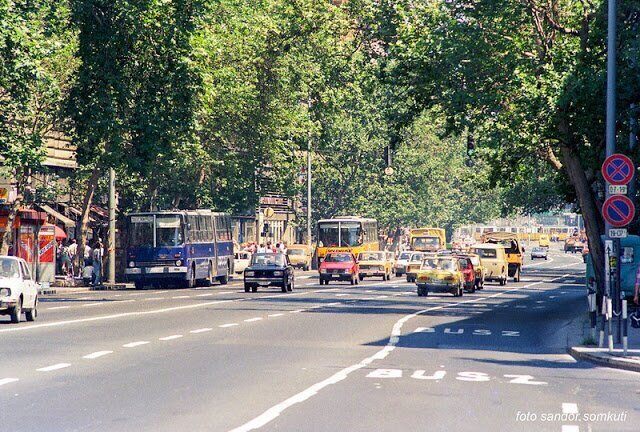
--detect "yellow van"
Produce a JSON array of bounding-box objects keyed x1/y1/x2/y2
[{"x1": 472, "y1": 244, "x2": 508, "y2": 286}]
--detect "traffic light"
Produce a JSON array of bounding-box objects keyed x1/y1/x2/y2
[{"x1": 466, "y1": 133, "x2": 475, "y2": 157}]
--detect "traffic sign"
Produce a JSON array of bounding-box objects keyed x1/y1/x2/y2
[
  {"x1": 263, "y1": 207, "x2": 275, "y2": 219},
  {"x1": 609, "y1": 228, "x2": 628, "y2": 238},
  {"x1": 602, "y1": 154, "x2": 634, "y2": 185},
  {"x1": 602, "y1": 195, "x2": 635, "y2": 227}
]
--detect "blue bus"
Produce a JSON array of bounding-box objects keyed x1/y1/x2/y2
[{"x1": 124, "y1": 210, "x2": 234, "y2": 289}]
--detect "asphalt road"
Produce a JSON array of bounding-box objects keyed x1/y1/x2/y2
[{"x1": 1, "y1": 246, "x2": 638, "y2": 431}]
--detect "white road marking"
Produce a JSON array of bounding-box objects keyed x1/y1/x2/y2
[
  {"x1": 562, "y1": 426, "x2": 580, "y2": 432},
  {"x1": 153, "y1": 291, "x2": 168, "y2": 294},
  {"x1": 190, "y1": 328, "x2": 212, "y2": 333},
  {"x1": 219, "y1": 323, "x2": 239, "y2": 328},
  {"x1": 145, "y1": 297, "x2": 163, "y2": 301},
  {"x1": 118, "y1": 299, "x2": 136, "y2": 303},
  {"x1": 114, "y1": 294, "x2": 122, "y2": 297},
  {"x1": 83, "y1": 303, "x2": 101, "y2": 307},
  {"x1": 244, "y1": 318, "x2": 263, "y2": 322},
  {"x1": 504, "y1": 375, "x2": 547, "y2": 385},
  {"x1": 324, "y1": 302, "x2": 341, "y2": 306},
  {"x1": 128, "y1": 293, "x2": 145, "y2": 296},
  {"x1": 290, "y1": 309, "x2": 306, "y2": 314},
  {"x1": 536, "y1": 300, "x2": 545, "y2": 303},
  {"x1": 0, "y1": 378, "x2": 19, "y2": 386},
  {"x1": 48, "y1": 306, "x2": 70, "y2": 310},
  {"x1": 550, "y1": 296, "x2": 557, "y2": 299},
  {"x1": 83, "y1": 351, "x2": 113, "y2": 359},
  {"x1": 376, "y1": 295, "x2": 388, "y2": 299},
  {"x1": 413, "y1": 327, "x2": 435, "y2": 333},
  {"x1": 172, "y1": 295, "x2": 191, "y2": 299},
  {"x1": 37, "y1": 363, "x2": 71, "y2": 372},
  {"x1": 77, "y1": 297, "x2": 92, "y2": 300},
  {"x1": 159, "y1": 335, "x2": 183, "y2": 341},
  {"x1": 335, "y1": 294, "x2": 350, "y2": 297},
  {"x1": 562, "y1": 403, "x2": 579, "y2": 414},
  {"x1": 228, "y1": 275, "x2": 576, "y2": 432},
  {"x1": 268, "y1": 313, "x2": 284, "y2": 318},
  {"x1": 196, "y1": 293, "x2": 211, "y2": 297},
  {"x1": 217, "y1": 291, "x2": 233, "y2": 295},
  {"x1": 123, "y1": 341, "x2": 150, "y2": 348}
]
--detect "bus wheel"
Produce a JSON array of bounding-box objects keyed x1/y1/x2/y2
[
  {"x1": 187, "y1": 266, "x2": 196, "y2": 288},
  {"x1": 218, "y1": 262, "x2": 229, "y2": 285}
]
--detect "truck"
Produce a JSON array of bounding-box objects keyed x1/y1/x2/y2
[
  {"x1": 409, "y1": 228, "x2": 446, "y2": 252},
  {"x1": 481, "y1": 232, "x2": 524, "y2": 282}
]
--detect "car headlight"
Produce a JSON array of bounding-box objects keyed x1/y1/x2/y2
[
  {"x1": 175, "y1": 259, "x2": 182, "y2": 267},
  {"x1": 0, "y1": 288, "x2": 10, "y2": 297},
  {"x1": 273, "y1": 271, "x2": 283, "y2": 276},
  {"x1": 245, "y1": 271, "x2": 255, "y2": 277},
  {"x1": 320, "y1": 269, "x2": 327, "y2": 274},
  {"x1": 344, "y1": 269, "x2": 352, "y2": 274},
  {"x1": 128, "y1": 261, "x2": 135, "y2": 268}
]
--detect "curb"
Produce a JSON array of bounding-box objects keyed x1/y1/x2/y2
[{"x1": 568, "y1": 347, "x2": 640, "y2": 373}]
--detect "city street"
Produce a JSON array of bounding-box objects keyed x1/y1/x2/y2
[{"x1": 1, "y1": 247, "x2": 638, "y2": 432}]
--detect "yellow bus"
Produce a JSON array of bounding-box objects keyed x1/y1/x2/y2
[{"x1": 316, "y1": 216, "x2": 378, "y2": 266}]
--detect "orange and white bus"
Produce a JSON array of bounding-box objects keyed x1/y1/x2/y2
[{"x1": 316, "y1": 216, "x2": 378, "y2": 266}]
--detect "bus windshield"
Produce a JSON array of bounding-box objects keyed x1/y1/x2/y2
[
  {"x1": 412, "y1": 237, "x2": 439, "y2": 248},
  {"x1": 340, "y1": 222, "x2": 362, "y2": 247},
  {"x1": 156, "y1": 215, "x2": 184, "y2": 247},
  {"x1": 318, "y1": 223, "x2": 339, "y2": 248},
  {"x1": 129, "y1": 214, "x2": 184, "y2": 248}
]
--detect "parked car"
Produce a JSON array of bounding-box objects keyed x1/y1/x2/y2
[
  {"x1": 286, "y1": 244, "x2": 312, "y2": 271},
  {"x1": 0, "y1": 256, "x2": 39, "y2": 323},
  {"x1": 243, "y1": 253, "x2": 294, "y2": 293},
  {"x1": 234, "y1": 251, "x2": 252, "y2": 274},
  {"x1": 319, "y1": 252, "x2": 360, "y2": 285},
  {"x1": 530, "y1": 247, "x2": 548, "y2": 260},
  {"x1": 394, "y1": 251, "x2": 412, "y2": 277},
  {"x1": 357, "y1": 251, "x2": 393, "y2": 281},
  {"x1": 415, "y1": 256, "x2": 464, "y2": 297}
]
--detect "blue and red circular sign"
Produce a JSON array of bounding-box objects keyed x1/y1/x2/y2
[
  {"x1": 603, "y1": 195, "x2": 635, "y2": 227},
  {"x1": 602, "y1": 154, "x2": 634, "y2": 185}
]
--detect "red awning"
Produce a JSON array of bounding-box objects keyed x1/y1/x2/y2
[{"x1": 53, "y1": 225, "x2": 67, "y2": 240}]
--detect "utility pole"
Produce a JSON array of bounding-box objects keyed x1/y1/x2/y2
[
  {"x1": 108, "y1": 168, "x2": 116, "y2": 285},
  {"x1": 604, "y1": 0, "x2": 619, "y2": 341},
  {"x1": 307, "y1": 97, "x2": 312, "y2": 251}
]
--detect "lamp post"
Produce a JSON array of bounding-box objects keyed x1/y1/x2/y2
[{"x1": 307, "y1": 97, "x2": 312, "y2": 250}]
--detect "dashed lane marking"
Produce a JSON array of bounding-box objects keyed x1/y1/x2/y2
[
  {"x1": 48, "y1": 306, "x2": 70, "y2": 310},
  {"x1": 83, "y1": 351, "x2": 113, "y2": 359},
  {"x1": 159, "y1": 335, "x2": 183, "y2": 341},
  {"x1": 190, "y1": 328, "x2": 212, "y2": 334},
  {"x1": 244, "y1": 318, "x2": 263, "y2": 322},
  {"x1": 196, "y1": 293, "x2": 212, "y2": 297},
  {"x1": 172, "y1": 295, "x2": 191, "y2": 299},
  {"x1": 123, "y1": 341, "x2": 150, "y2": 348},
  {"x1": 145, "y1": 297, "x2": 163, "y2": 301},
  {"x1": 0, "y1": 378, "x2": 19, "y2": 386},
  {"x1": 37, "y1": 363, "x2": 71, "y2": 372},
  {"x1": 83, "y1": 303, "x2": 101, "y2": 307},
  {"x1": 562, "y1": 403, "x2": 579, "y2": 414},
  {"x1": 268, "y1": 313, "x2": 284, "y2": 318},
  {"x1": 219, "y1": 323, "x2": 239, "y2": 328},
  {"x1": 290, "y1": 309, "x2": 306, "y2": 314}
]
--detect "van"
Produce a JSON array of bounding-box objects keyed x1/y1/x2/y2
[
  {"x1": 539, "y1": 234, "x2": 550, "y2": 248},
  {"x1": 472, "y1": 244, "x2": 508, "y2": 286}
]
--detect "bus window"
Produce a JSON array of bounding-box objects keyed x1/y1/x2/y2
[
  {"x1": 156, "y1": 215, "x2": 183, "y2": 247},
  {"x1": 340, "y1": 222, "x2": 362, "y2": 247},
  {"x1": 130, "y1": 216, "x2": 154, "y2": 247},
  {"x1": 319, "y1": 223, "x2": 339, "y2": 247}
]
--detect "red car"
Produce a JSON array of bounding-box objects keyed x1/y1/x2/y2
[
  {"x1": 319, "y1": 252, "x2": 360, "y2": 285},
  {"x1": 456, "y1": 256, "x2": 476, "y2": 293}
]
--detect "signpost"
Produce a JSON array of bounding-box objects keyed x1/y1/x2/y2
[{"x1": 602, "y1": 154, "x2": 634, "y2": 185}]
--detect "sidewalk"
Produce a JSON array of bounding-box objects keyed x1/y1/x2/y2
[
  {"x1": 38, "y1": 276, "x2": 132, "y2": 295},
  {"x1": 568, "y1": 314, "x2": 640, "y2": 373}
]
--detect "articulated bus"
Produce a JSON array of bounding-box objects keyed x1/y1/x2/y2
[
  {"x1": 316, "y1": 217, "x2": 378, "y2": 266},
  {"x1": 125, "y1": 210, "x2": 234, "y2": 289}
]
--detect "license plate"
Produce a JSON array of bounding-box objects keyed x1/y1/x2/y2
[
  {"x1": 332, "y1": 275, "x2": 340, "y2": 278},
  {"x1": 258, "y1": 281, "x2": 270, "y2": 286}
]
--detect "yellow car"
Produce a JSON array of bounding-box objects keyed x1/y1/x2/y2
[
  {"x1": 415, "y1": 257, "x2": 464, "y2": 297},
  {"x1": 357, "y1": 251, "x2": 393, "y2": 281},
  {"x1": 286, "y1": 244, "x2": 312, "y2": 271}
]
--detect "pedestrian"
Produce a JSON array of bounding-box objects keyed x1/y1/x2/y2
[
  {"x1": 257, "y1": 243, "x2": 266, "y2": 253},
  {"x1": 92, "y1": 240, "x2": 104, "y2": 286},
  {"x1": 67, "y1": 239, "x2": 77, "y2": 276},
  {"x1": 82, "y1": 263, "x2": 94, "y2": 286},
  {"x1": 60, "y1": 241, "x2": 72, "y2": 277},
  {"x1": 84, "y1": 242, "x2": 92, "y2": 267}
]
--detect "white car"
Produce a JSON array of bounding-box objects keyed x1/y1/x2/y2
[
  {"x1": 234, "y1": 251, "x2": 252, "y2": 274},
  {"x1": 0, "y1": 256, "x2": 39, "y2": 323},
  {"x1": 530, "y1": 247, "x2": 548, "y2": 260},
  {"x1": 394, "y1": 251, "x2": 413, "y2": 277}
]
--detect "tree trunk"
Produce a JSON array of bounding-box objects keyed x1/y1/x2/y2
[
  {"x1": 76, "y1": 165, "x2": 101, "y2": 272},
  {"x1": 0, "y1": 195, "x2": 22, "y2": 256},
  {"x1": 558, "y1": 143, "x2": 605, "y2": 292}
]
